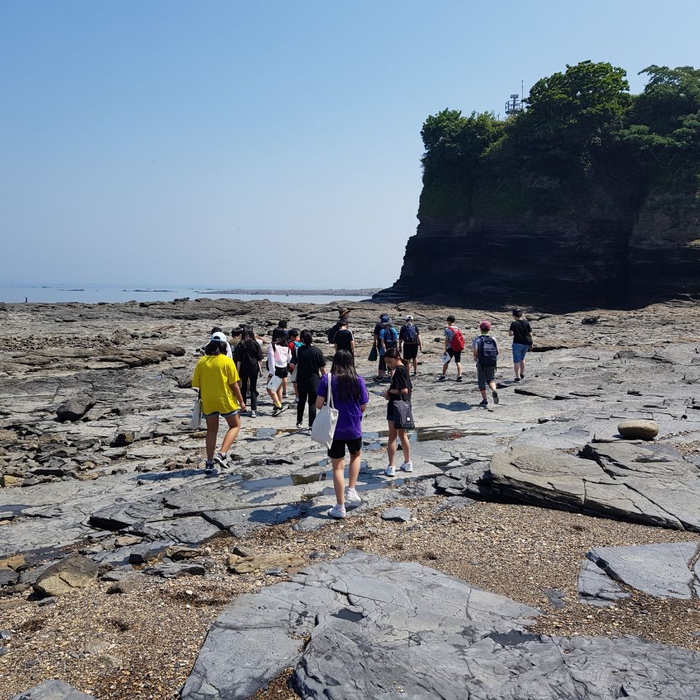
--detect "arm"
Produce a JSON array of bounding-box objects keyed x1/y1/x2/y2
[
  {"x1": 473, "y1": 339, "x2": 479, "y2": 361},
  {"x1": 418, "y1": 332, "x2": 423, "y2": 350},
  {"x1": 230, "y1": 381, "x2": 245, "y2": 409},
  {"x1": 267, "y1": 344, "x2": 275, "y2": 375},
  {"x1": 350, "y1": 339, "x2": 355, "y2": 354}
]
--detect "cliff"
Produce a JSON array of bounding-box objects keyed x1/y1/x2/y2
[{"x1": 374, "y1": 62, "x2": 700, "y2": 311}]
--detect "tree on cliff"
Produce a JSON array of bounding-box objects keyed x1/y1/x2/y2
[
  {"x1": 621, "y1": 65, "x2": 700, "y2": 188},
  {"x1": 419, "y1": 109, "x2": 503, "y2": 216}
]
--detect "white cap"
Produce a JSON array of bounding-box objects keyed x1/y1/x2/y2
[
  {"x1": 210, "y1": 332, "x2": 227, "y2": 342},
  {"x1": 405, "y1": 314, "x2": 413, "y2": 321}
]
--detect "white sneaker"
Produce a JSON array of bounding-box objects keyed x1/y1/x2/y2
[
  {"x1": 250, "y1": 410, "x2": 257, "y2": 418},
  {"x1": 345, "y1": 487, "x2": 361, "y2": 504},
  {"x1": 385, "y1": 465, "x2": 396, "y2": 477},
  {"x1": 400, "y1": 462, "x2": 413, "y2": 472},
  {"x1": 327, "y1": 503, "x2": 346, "y2": 519}
]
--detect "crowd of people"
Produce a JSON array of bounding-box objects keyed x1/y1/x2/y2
[{"x1": 191, "y1": 308, "x2": 533, "y2": 516}]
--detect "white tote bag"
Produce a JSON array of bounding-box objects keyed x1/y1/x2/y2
[
  {"x1": 267, "y1": 374, "x2": 283, "y2": 392},
  {"x1": 189, "y1": 394, "x2": 203, "y2": 430},
  {"x1": 310, "y1": 374, "x2": 339, "y2": 449}
]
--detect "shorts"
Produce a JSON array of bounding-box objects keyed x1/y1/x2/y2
[
  {"x1": 378, "y1": 356, "x2": 387, "y2": 372},
  {"x1": 476, "y1": 364, "x2": 495, "y2": 390},
  {"x1": 403, "y1": 344, "x2": 419, "y2": 360},
  {"x1": 446, "y1": 348, "x2": 462, "y2": 363},
  {"x1": 328, "y1": 437, "x2": 362, "y2": 459},
  {"x1": 274, "y1": 366, "x2": 288, "y2": 379},
  {"x1": 203, "y1": 409, "x2": 240, "y2": 418},
  {"x1": 512, "y1": 343, "x2": 529, "y2": 363}
]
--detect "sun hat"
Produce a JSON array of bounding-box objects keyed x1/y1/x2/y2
[
  {"x1": 210, "y1": 331, "x2": 228, "y2": 342},
  {"x1": 479, "y1": 320, "x2": 491, "y2": 332}
]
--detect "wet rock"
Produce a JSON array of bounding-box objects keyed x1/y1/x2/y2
[
  {"x1": 56, "y1": 396, "x2": 95, "y2": 422},
  {"x1": 617, "y1": 419, "x2": 659, "y2": 440},
  {"x1": 34, "y1": 555, "x2": 99, "y2": 597}
]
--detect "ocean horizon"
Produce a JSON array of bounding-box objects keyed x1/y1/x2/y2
[{"x1": 0, "y1": 283, "x2": 374, "y2": 305}]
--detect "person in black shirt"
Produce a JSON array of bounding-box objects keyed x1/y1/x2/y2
[
  {"x1": 292, "y1": 331, "x2": 327, "y2": 429},
  {"x1": 382, "y1": 348, "x2": 413, "y2": 476},
  {"x1": 234, "y1": 329, "x2": 264, "y2": 417},
  {"x1": 398, "y1": 314, "x2": 422, "y2": 376},
  {"x1": 508, "y1": 308, "x2": 533, "y2": 382},
  {"x1": 333, "y1": 319, "x2": 354, "y2": 356}
]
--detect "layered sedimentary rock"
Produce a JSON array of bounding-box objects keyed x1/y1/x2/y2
[{"x1": 376, "y1": 201, "x2": 700, "y2": 310}]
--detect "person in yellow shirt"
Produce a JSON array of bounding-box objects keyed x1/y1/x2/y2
[{"x1": 192, "y1": 332, "x2": 246, "y2": 471}]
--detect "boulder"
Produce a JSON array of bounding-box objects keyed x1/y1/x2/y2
[
  {"x1": 617, "y1": 419, "x2": 659, "y2": 440},
  {"x1": 1, "y1": 475, "x2": 21, "y2": 488},
  {"x1": 56, "y1": 396, "x2": 95, "y2": 422},
  {"x1": 34, "y1": 556, "x2": 99, "y2": 597}
]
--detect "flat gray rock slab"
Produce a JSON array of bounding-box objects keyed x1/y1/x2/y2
[
  {"x1": 587, "y1": 543, "x2": 700, "y2": 599},
  {"x1": 578, "y1": 559, "x2": 629, "y2": 606},
  {"x1": 381, "y1": 507, "x2": 412, "y2": 522},
  {"x1": 181, "y1": 551, "x2": 700, "y2": 700},
  {"x1": 491, "y1": 443, "x2": 700, "y2": 531},
  {"x1": 9, "y1": 680, "x2": 96, "y2": 699}
]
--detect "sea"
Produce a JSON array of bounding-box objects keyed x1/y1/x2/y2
[{"x1": 0, "y1": 284, "x2": 372, "y2": 305}]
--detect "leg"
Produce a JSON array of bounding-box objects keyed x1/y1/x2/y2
[
  {"x1": 307, "y1": 390, "x2": 317, "y2": 427},
  {"x1": 248, "y1": 372, "x2": 258, "y2": 411},
  {"x1": 387, "y1": 421, "x2": 398, "y2": 466},
  {"x1": 331, "y1": 457, "x2": 346, "y2": 505},
  {"x1": 348, "y1": 448, "x2": 361, "y2": 489},
  {"x1": 205, "y1": 414, "x2": 220, "y2": 460},
  {"x1": 398, "y1": 428, "x2": 411, "y2": 464},
  {"x1": 456, "y1": 361, "x2": 462, "y2": 377},
  {"x1": 220, "y1": 413, "x2": 241, "y2": 454},
  {"x1": 275, "y1": 383, "x2": 284, "y2": 406},
  {"x1": 296, "y1": 385, "x2": 308, "y2": 425}
]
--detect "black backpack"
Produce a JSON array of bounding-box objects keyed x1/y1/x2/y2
[
  {"x1": 477, "y1": 336, "x2": 498, "y2": 367},
  {"x1": 326, "y1": 322, "x2": 340, "y2": 344}
]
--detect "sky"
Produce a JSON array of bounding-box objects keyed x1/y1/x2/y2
[{"x1": 1, "y1": 0, "x2": 699, "y2": 289}]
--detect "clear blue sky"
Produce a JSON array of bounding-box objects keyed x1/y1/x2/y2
[{"x1": 1, "y1": 0, "x2": 698, "y2": 289}]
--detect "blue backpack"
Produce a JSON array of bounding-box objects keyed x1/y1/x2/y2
[
  {"x1": 403, "y1": 324, "x2": 418, "y2": 344},
  {"x1": 379, "y1": 326, "x2": 398, "y2": 352},
  {"x1": 477, "y1": 336, "x2": 498, "y2": 367}
]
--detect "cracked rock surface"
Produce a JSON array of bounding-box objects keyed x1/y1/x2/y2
[{"x1": 182, "y1": 551, "x2": 700, "y2": 700}]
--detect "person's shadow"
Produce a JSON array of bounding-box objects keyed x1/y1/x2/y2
[{"x1": 436, "y1": 401, "x2": 473, "y2": 412}]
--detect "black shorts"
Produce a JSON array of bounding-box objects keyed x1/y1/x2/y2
[
  {"x1": 447, "y1": 348, "x2": 462, "y2": 363},
  {"x1": 328, "y1": 437, "x2": 362, "y2": 459},
  {"x1": 403, "y1": 344, "x2": 419, "y2": 360},
  {"x1": 274, "y1": 366, "x2": 288, "y2": 379}
]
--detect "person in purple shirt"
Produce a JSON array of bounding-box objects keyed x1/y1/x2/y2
[{"x1": 315, "y1": 350, "x2": 369, "y2": 519}]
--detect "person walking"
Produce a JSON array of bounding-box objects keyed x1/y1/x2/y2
[
  {"x1": 377, "y1": 317, "x2": 399, "y2": 381},
  {"x1": 266, "y1": 332, "x2": 292, "y2": 416},
  {"x1": 333, "y1": 319, "x2": 355, "y2": 356},
  {"x1": 472, "y1": 321, "x2": 499, "y2": 407},
  {"x1": 234, "y1": 329, "x2": 264, "y2": 418},
  {"x1": 192, "y1": 332, "x2": 246, "y2": 471},
  {"x1": 315, "y1": 350, "x2": 369, "y2": 519},
  {"x1": 509, "y1": 308, "x2": 533, "y2": 381},
  {"x1": 398, "y1": 314, "x2": 422, "y2": 375},
  {"x1": 383, "y1": 348, "x2": 413, "y2": 476},
  {"x1": 294, "y1": 331, "x2": 326, "y2": 429},
  {"x1": 439, "y1": 315, "x2": 465, "y2": 382},
  {"x1": 372, "y1": 313, "x2": 392, "y2": 381},
  {"x1": 287, "y1": 329, "x2": 303, "y2": 403}
]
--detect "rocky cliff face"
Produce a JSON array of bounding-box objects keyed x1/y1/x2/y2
[{"x1": 375, "y1": 197, "x2": 700, "y2": 311}]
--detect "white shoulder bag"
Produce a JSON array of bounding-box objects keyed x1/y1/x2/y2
[
  {"x1": 310, "y1": 374, "x2": 338, "y2": 449},
  {"x1": 189, "y1": 392, "x2": 203, "y2": 430}
]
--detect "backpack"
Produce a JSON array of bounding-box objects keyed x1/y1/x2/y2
[
  {"x1": 403, "y1": 324, "x2": 418, "y2": 344},
  {"x1": 477, "y1": 336, "x2": 498, "y2": 367},
  {"x1": 326, "y1": 322, "x2": 340, "y2": 344},
  {"x1": 449, "y1": 327, "x2": 465, "y2": 352},
  {"x1": 380, "y1": 326, "x2": 398, "y2": 349}
]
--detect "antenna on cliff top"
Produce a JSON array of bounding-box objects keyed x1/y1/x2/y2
[{"x1": 504, "y1": 92, "x2": 523, "y2": 116}]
